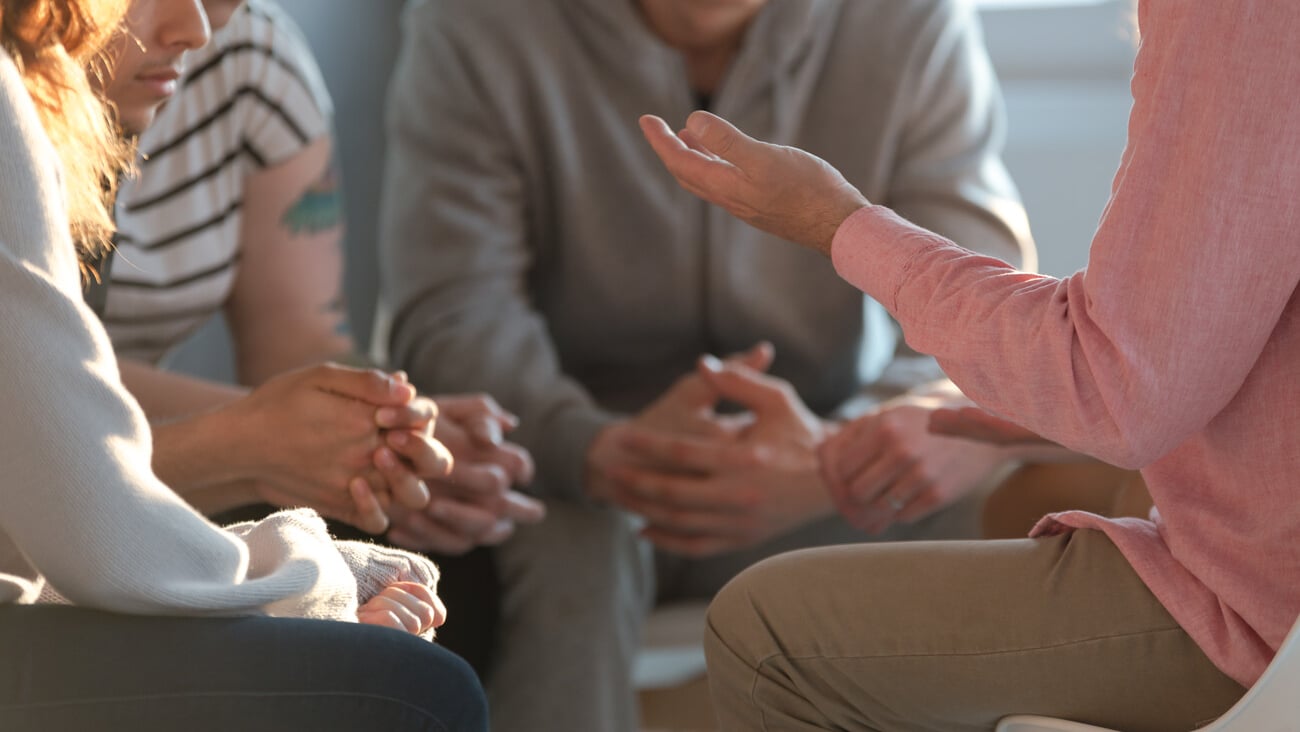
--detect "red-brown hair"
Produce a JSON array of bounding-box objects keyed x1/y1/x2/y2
[{"x1": 1, "y1": 0, "x2": 131, "y2": 271}]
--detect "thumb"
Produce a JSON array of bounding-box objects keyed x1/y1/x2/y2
[
  {"x1": 682, "y1": 111, "x2": 760, "y2": 166},
  {"x1": 308, "y1": 364, "x2": 415, "y2": 406},
  {"x1": 724, "y1": 341, "x2": 774, "y2": 374},
  {"x1": 697, "y1": 355, "x2": 796, "y2": 418}
]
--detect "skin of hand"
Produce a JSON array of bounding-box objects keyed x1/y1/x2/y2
[
  {"x1": 358, "y1": 374, "x2": 456, "y2": 513},
  {"x1": 356, "y1": 580, "x2": 446, "y2": 637},
  {"x1": 210, "y1": 364, "x2": 435, "y2": 533},
  {"x1": 817, "y1": 391, "x2": 1024, "y2": 535},
  {"x1": 596, "y1": 355, "x2": 836, "y2": 558},
  {"x1": 639, "y1": 111, "x2": 870, "y2": 257},
  {"x1": 585, "y1": 343, "x2": 776, "y2": 508},
  {"x1": 366, "y1": 394, "x2": 546, "y2": 555}
]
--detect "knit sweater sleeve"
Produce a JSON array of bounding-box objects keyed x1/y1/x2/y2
[{"x1": 0, "y1": 48, "x2": 377, "y2": 618}]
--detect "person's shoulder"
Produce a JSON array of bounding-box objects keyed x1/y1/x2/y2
[{"x1": 209, "y1": 0, "x2": 315, "y2": 66}]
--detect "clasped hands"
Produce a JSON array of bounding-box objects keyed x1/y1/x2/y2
[
  {"x1": 228, "y1": 364, "x2": 543, "y2": 548},
  {"x1": 587, "y1": 345, "x2": 1044, "y2": 556},
  {"x1": 586, "y1": 343, "x2": 833, "y2": 558}
]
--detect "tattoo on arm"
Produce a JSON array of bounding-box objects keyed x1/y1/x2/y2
[
  {"x1": 282, "y1": 156, "x2": 343, "y2": 235},
  {"x1": 322, "y1": 294, "x2": 353, "y2": 339}
]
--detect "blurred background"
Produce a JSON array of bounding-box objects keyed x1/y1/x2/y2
[{"x1": 169, "y1": 0, "x2": 1138, "y2": 379}]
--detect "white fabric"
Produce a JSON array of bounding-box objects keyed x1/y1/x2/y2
[{"x1": 0, "y1": 46, "x2": 426, "y2": 620}]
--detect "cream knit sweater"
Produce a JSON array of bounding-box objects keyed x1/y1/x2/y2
[{"x1": 0, "y1": 47, "x2": 435, "y2": 620}]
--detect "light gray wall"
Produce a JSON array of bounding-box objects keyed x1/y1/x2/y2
[
  {"x1": 168, "y1": 0, "x2": 1136, "y2": 380},
  {"x1": 983, "y1": 0, "x2": 1136, "y2": 275}
]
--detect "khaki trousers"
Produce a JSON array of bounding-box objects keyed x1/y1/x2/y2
[{"x1": 705, "y1": 530, "x2": 1245, "y2": 732}]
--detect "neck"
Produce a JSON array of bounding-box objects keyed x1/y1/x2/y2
[
  {"x1": 681, "y1": 43, "x2": 742, "y2": 96},
  {"x1": 635, "y1": 0, "x2": 761, "y2": 95}
]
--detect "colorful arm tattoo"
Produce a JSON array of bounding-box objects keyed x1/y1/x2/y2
[{"x1": 282, "y1": 157, "x2": 343, "y2": 235}]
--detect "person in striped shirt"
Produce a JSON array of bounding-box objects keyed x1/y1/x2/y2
[{"x1": 95, "y1": 0, "x2": 544, "y2": 671}]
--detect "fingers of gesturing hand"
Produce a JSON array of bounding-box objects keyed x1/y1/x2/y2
[
  {"x1": 639, "y1": 114, "x2": 737, "y2": 195},
  {"x1": 357, "y1": 581, "x2": 444, "y2": 636}
]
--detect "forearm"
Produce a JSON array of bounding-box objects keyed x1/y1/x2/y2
[
  {"x1": 151, "y1": 409, "x2": 263, "y2": 513},
  {"x1": 116, "y1": 360, "x2": 266, "y2": 512},
  {"x1": 119, "y1": 358, "x2": 248, "y2": 421}
]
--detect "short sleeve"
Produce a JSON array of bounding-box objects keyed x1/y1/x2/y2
[{"x1": 224, "y1": 0, "x2": 333, "y2": 168}]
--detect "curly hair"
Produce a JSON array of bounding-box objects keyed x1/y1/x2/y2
[{"x1": 1, "y1": 0, "x2": 131, "y2": 273}]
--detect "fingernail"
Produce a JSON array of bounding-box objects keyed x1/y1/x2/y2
[
  {"x1": 376, "y1": 448, "x2": 397, "y2": 468},
  {"x1": 376, "y1": 407, "x2": 399, "y2": 426},
  {"x1": 700, "y1": 354, "x2": 722, "y2": 372},
  {"x1": 687, "y1": 111, "x2": 711, "y2": 134},
  {"x1": 388, "y1": 431, "x2": 409, "y2": 447}
]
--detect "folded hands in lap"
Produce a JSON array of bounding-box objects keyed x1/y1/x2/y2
[
  {"x1": 374, "y1": 393, "x2": 545, "y2": 555},
  {"x1": 587, "y1": 344, "x2": 835, "y2": 558}
]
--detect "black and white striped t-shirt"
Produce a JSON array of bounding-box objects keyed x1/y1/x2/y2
[{"x1": 105, "y1": 0, "x2": 332, "y2": 363}]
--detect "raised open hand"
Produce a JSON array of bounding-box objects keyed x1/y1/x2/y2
[{"x1": 640, "y1": 111, "x2": 868, "y2": 255}]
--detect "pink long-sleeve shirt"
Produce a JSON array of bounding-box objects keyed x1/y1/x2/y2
[{"x1": 830, "y1": 1, "x2": 1299, "y2": 688}]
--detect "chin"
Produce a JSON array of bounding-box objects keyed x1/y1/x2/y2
[{"x1": 117, "y1": 109, "x2": 158, "y2": 138}]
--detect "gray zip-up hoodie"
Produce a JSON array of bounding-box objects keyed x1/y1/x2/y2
[{"x1": 378, "y1": 0, "x2": 1034, "y2": 500}]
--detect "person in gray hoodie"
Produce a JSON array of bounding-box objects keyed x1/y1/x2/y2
[{"x1": 377, "y1": 0, "x2": 1036, "y2": 728}]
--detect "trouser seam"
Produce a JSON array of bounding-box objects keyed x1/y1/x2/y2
[{"x1": 753, "y1": 623, "x2": 1187, "y2": 666}]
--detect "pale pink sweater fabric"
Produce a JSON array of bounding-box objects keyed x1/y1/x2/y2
[{"x1": 830, "y1": 1, "x2": 1299, "y2": 688}]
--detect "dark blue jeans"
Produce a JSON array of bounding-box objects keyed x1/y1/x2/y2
[{"x1": 0, "y1": 605, "x2": 487, "y2": 731}]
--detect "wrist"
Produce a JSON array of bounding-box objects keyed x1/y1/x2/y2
[
  {"x1": 582, "y1": 420, "x2": 627, "y2": 501},
  {"x1": 151, "y1": 408, "x2": 266, "y2": 512},
  {"x1": 815, "y1": 193, "x2": 870, "y2": 257},
  {"x1": 186, "y1": 479, "x2": 262, "y2": 514}
]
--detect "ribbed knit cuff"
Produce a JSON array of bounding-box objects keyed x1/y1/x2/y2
[{"x1": 334, "y1": 540, "x2": 440, "y2": 605}]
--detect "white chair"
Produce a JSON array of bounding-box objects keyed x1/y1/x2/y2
[{"x1": 997, "y1": 612, "x2": 1300, "y2": 732}]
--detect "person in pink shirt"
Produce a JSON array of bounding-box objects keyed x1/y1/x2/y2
[{"x1": 639, "y1": 1, "x2": 1299, "y2": 729}]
